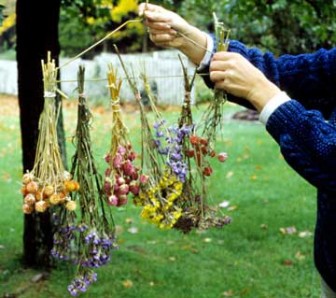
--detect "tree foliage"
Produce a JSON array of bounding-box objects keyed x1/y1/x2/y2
[
  {"x1": 60, "y1": 0, "x2": 145, "y2": 57},
  {"x1": 0, "y1": 4, "x2": 4, "y2": 25},
  {"x1": 179, "y1": 0, "x2": 336, "y2": 55}
]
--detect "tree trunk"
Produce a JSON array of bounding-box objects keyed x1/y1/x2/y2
[{"x1": 16, "y1": 0, "x2": 66, "y2": 268}]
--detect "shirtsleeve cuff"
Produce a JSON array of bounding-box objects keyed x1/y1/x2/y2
[
  {"x1": 259, "y1": 91, "x2": 291, "y2": 125},
  {"x1": 197, "y1": 33, "x2": 214, "y2": 71}
]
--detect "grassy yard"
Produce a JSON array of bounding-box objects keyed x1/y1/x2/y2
[{"x1": 0, "y1": 95, "x2": 319, "y2": 297}]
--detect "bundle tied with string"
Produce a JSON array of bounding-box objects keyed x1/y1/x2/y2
[
  {"x1": 21, "y1": 53, "x2": 79, "y2": 215},
  {"x1": 112, "y1": 48, "x2": 184, "y2": 230},
  {"x1": 174, "y1": 56, "x2": 231, "y2": 233},
  {"x1": 52, "y1": 65, "x2": 117, "y2": 297},
  {"x1": 132, "y1": 58, "x2": 230, "y2": 233},
  {"x1": 200, "y1": 13, "x2": 230, "y2": 145},
  {"x1": 103, "y1": 64, "x2": 141, "y2": 208}
]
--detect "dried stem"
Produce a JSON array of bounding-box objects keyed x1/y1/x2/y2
[{"x1": 33, "y1": 52, "x2": 64, "y2": 188}]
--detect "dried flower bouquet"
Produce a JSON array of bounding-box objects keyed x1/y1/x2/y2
[
  {"x1": 51, "y1": 66, "x2": 117, "y2": 296},
  {"x1": 103, "y1": 64, "x2": 141, "y2": 207},
  {"x1": 21, "y1": 53, "x2": 79, "y2": 215}
]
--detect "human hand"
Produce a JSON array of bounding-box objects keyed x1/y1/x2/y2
[
  {"x1": 138, "y1": 3, "x2": 190, "y2": 49},
  {"x1": 210, "y1": 52, "x2": 281, "y2": 111},
  {"x1": 138, "y1": 3, "x2": 207, "y2": 65}
]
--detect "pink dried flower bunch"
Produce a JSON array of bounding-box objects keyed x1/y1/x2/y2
[{"x1": 104, "y1": 144, "x2": 140, "y2": 207}]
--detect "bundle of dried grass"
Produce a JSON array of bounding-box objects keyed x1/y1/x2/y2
[
  {"x1": 51, "y1": 66, "x2": 117, "y2": 297},
  {"x1": 21, "y1": 53, "x2": 79, "y2": 215},
  {"x1": 173, "y1": 57, "x2": 231, "y2": 233},
  {"x1": 200, "y1": 13, "x2": 230, "y2": 145}
]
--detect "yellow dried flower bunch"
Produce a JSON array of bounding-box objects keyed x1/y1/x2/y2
[{"x1": 134, "y1": 168, "x2": 183, "y2": 229}]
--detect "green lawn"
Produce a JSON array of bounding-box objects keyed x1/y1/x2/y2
[{"x1": 0, "y1": 97, "x2": 319, "y2": 298}]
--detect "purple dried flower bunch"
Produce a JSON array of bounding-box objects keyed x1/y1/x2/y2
[
  {"x1": 153, "y1": 119, "x2": 193, "y2": 182},
  {"x1": 51, "y1": 219, "x2": 117, "y2": 296},
  {"x1": 51, "y1": 71, "x2": 117, "y2": 297}
]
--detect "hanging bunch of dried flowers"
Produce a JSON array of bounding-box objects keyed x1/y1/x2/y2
[
  {"x1": 130, "y1": 71, "x2": 188, "y2": 230},
  {"x1": 103, "y1": 64, "x2": 141, "y2": 207},
  {"x1": 115, "y1": 48, "x2": 230, "y2": 233},
  {"x1": 112, "y1": 47, "x2": 184, "y2": 230},
  {"x1": 173, "y1": 56, "x2": 231, "y2": 233},
  {"x1": 200, "y1": 13, "x2": 230, "y2": 145},
  {"x1": 21, "y1": 53, "x2": 79, "y2": 215},
  {"x1": 51, "y1": 66, "x2": 117, "y2": 297}
]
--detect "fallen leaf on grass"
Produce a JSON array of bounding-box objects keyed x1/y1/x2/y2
[
  {"x1": 125, "y1": 218, "x2": 133, "y2": 224},
  {"x1": 127, "y1": 227, "x2": 138, "y2": 234},
  {"x1": 227, "y1": 205, "x2": 238, "y2": 211},
  {"x1": 298, "y1": 230, "x2": 313, "y2": 238},
  {"x1": 250, "y1": 175, "x2": 257, "y2": 180},
  {"x1": 115, "y1": 225, "x2": 124, "y2": 235},
  {"x1": 295, "y1": 251, "x2": 306, "y2": 261},
  {"x1": 282, "y1": 259, "x2": 293, "y2": 266},
  {"x1": 219, "y1": 200, "x2": 230, "y2": 208},
  {"x1": 280, "y1": 226, "x2": 297, "y2": 235},
  {"x1": 203, "y1": 238, "x2": 212, "y2": 243},
  {"x1": 222, "y1": 290, "x2": 234, "y2": 296},
  {"x1": 226, "y1": 171, "x2": 234, "y2": 179},
  {"x1": 169, "y1": 256, "x2": 176, "y2": 262},
  {"x1": 31, "y1": 272, "x2": 48, "y2": 283},
  {"x1": 123, "y1": 280, "x2": 133, "y2": 288}
]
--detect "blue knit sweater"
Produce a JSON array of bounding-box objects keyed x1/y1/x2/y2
[{"x1": 201, "y1": 40, "x2": 336, "y2": 290}]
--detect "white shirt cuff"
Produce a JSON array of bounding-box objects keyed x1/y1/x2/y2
[
  {"x1": 259, "y1": 91, "x2": 291, "y2": 125},
  {"x1": 196, "y1": 33, "x2": 214, "y2": 71}
]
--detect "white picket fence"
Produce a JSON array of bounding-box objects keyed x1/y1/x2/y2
[{"x1": 0, "y1": 50, "x2": 196, "y2": 105}]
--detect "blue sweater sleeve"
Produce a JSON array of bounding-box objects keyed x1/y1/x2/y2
[
  {"x1": 266, "y1": 100, "x2": 336, "y2": 191},
  {"x1": 227, "y1": 40, "x2": 336, "y2": 116}
]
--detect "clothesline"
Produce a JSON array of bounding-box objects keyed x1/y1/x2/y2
[{"x1": 57, "y1": 16, "x2": 212, "y2": 71}]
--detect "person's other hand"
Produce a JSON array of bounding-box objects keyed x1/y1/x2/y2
[
  {"x1": 138, "y1": 3, "x2": 192, "y2": 49},
  {"x1": 210, "y1": 52, "x2": 281, "y2": 111}
]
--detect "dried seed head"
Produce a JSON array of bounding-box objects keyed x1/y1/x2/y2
[
  {"x1": 35, "y1": 191, "x2": 43, "y2": 201},
  {"x1": 22, "y1": 203, "x2": 34, "y2": 214},
  {"x1": 62, "y1": 171, "x2": 72, "y2": 181},
  {"x1": 65, "y1": 200, "x2": 76, "y2": 211},
  {"x1": 64, "y1": 180, "x2": 77, "y2": 192},
  {"x1": 49, "y1": 193, "x2": 61, "y2": 205},
  {"x1": 26, "y1": 181, "x2": 39, "y2": 194},
  {"x1": 35, "y1": 200, "x2": 48, "y2": 213},
  {"x1": 24, "y1": 193, "x2": 36, "y2": 205},
  {"x1": 22, "y1": 172, "x2": 34, "y2": 184},
  {"x1": 218, "y1": 152, "x2": 228, "y2": 162},
  {"x1": 43, "y1": 185, "x2": 54, "y2": 197},
  {"x1": 108, "y1": 195, "x2": 118, "y2": 206}
]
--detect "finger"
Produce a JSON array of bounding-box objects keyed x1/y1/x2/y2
[
  {"x1": 149, "y1": 33, "x2": 176, "y2": 44},
  {"x1": 145, "y1": 19, "x2": 172, "y2": 31},
  {"x1": 147, "y1": 27, "x2": 177, "y2": 35},
  {"x1": 209, "y1": 60, "x2": 230, "y2": 72},
  {"x1": 138, "y1": 3, "x2": 164, "y2": 16},
  {"x1": 210, "y1": 70, "x2": 226, "y2": 83},
  {"x1": 212, "y1": 51, "x2": 235, "y2": 61},
  {"x1": 143, "y1": 11, "x2": 172, "y2": 25}
]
